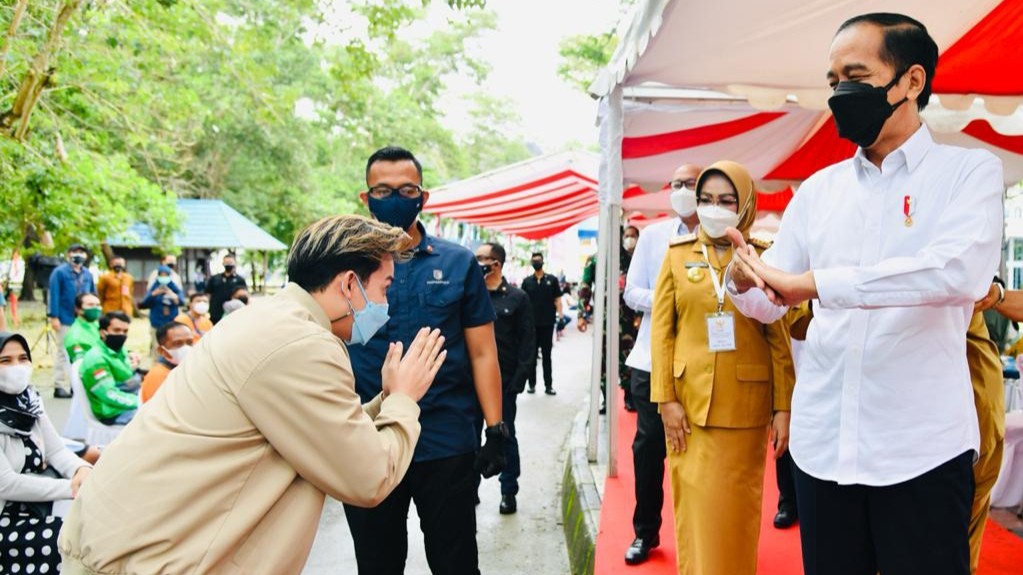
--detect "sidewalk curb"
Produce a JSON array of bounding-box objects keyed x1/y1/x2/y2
[{"x1": 561, "y1": 406, "x2": 600, "y2": 575}]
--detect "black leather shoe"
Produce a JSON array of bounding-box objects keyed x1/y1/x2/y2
[
  {"x1": 624, "y1": 536, "x2": 659, "y2": 565},
  {"x1": 773, "y1": 507, "x2": 798, "y2": 529},
  {"x1": 544, "y1": 388, "x2": 556, "y2": 396},
  {"x1": 527, "y1": 386, "x2": 536, "y2": 394},
  {"x1": 499, "y1": 494, "x2": 516, "y2": 514},
  {"x1": 54, "y1": 387, "x2": 73, "y2": 399}
]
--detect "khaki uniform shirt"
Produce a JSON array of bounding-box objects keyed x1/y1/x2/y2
[{"x1": 651, "y1": 235, "x2": 794, "y2": 428}]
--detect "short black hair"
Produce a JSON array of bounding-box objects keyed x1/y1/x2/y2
[
  {"x1": 366, "y1": 146, "x2": 423, "y2": 183},
  {"x1": 838, "y1": 13, "x2": 938, "y2": 111},
  {"x1": 68, "y1": 243, "x2": 88, "y2": 254},
  {"x1": 484, "y1": 242, "x2": 506, "y2": 265},
  {"x1": 156, "y1": 321, "x2": 189, "y2": 346},
  {"x1": 100, "y1": 311, "x2": 131, "y2": 331},
  {"x1": 74, "y1": 292, "x2": 96, "y2": 310},
  {"x1": 531, "y1": 252, "x2": 544, "y2": 260}
]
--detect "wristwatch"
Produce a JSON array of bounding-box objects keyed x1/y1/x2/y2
[{"x1": 485, "y1": 421, "x2": 510, "y2": 439}]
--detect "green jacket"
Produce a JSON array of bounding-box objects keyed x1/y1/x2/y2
[
  {"x1": 79, "y1": 344, "x2": 139, "y2": 421},
  {"x1": 65, "y1": 318, "x2": 101, "y2": 364}
]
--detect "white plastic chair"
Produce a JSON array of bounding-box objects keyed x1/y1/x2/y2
[{"x1": 68, "y1": 360, "x2": 126, "y2": 447}]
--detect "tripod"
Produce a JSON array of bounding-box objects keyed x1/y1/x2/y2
[{"x1": 29, "y1": 319, "x2": 59, "y2": 362}]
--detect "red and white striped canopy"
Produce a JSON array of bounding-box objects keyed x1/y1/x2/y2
[
  {"x1": 596, "y1": 0, "x2": 1023, "y2": 199},
  {"x1": 423, "y1": 151, "x2": 644, "y2": 240}
]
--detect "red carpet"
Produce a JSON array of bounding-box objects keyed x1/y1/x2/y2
[{"x1": 594, "y1": 398, "x2": 1023, "y2": 574}]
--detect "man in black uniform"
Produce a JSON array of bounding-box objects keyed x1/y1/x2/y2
[
  {"x1": 521, "y1": 252, "x2": 562, "y2": 395},
  {"x1": 205, "y1": 254, "x2": 248, "y2": 324},
  {"x1": 475, "y1": 242, "x2": 534, "y2": 514}
]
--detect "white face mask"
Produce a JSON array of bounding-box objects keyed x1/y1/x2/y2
[
  {"x1": 623, "y1": 237, "x2": 638, "y2": 251},
  {"x1": 0, "y1": 364, "x2": 33, "y2": 395},
  {"x1": 670, "y1": 187, "x2": 697, "y2": 217},
  {"x1": 166, "y1": 345, "x2": 192, "y2": 366},
  {"x1": 192, "y1": 301, "x2": 210, "y2": 315},
  {"x1": 697, "y1": 204, "x2": 741, "y2": 239}
]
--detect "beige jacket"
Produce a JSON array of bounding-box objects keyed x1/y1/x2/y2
[{"x1": 59, "y1": 283, "x2": 421, "y2": 574}]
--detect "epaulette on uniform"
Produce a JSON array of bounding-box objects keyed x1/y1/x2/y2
[
  {"x1": 748, "y1": 236, "x2": 773, "y2": 250},
  {"x1": 669, "y1": 232, "x2": 697, "y2": 246}
]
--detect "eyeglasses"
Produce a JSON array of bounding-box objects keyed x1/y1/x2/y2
[
  {"x1": 669, "y1": 178, "x2": 698, "y2": 190},
  {"x1": 697, "y1": 194, "x2": 740, "y2": 208},
  {"x1": 367, "y1": 184, "x2": 424, "y2": 199}
]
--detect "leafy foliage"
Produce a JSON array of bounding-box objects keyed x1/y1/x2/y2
[
  {"x1": 557, "y1": 32, "x2": 617, "y2": 94},
  {"x1": 0, "y1": 0, "x2": 525, "y2": 261}
]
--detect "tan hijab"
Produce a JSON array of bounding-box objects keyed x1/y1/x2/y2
[{"x1": 695, "y1": 160, "x2": 758, "y2": 246}]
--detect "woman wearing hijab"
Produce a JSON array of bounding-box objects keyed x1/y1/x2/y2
[
  {"x1": 0, "y1": 331, "x2": 92, "y2": 574},
  {"x1": 650, "y1": 161, "x2": 795, "y2": 575}
]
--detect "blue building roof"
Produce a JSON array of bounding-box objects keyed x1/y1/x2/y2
[{"x1": 109, "y1": 199, "x2": 288, "y2": 251}]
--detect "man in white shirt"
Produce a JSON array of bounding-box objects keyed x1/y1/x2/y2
[
  {"x1": 725, "y1": 14, "x2": 1002, "y2": 575},
  {"x1": 620, "y1": 163, "x2": 701, "y2": 565}
]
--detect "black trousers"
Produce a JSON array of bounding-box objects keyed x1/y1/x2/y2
[
  {"x1": 776, "y1": 449, "x2": 797, "y2": 513},
  {"x1": 528, "y1": 323, "x2": 554, "y2": 389},
  {"x1": 794, "y1": 450, "x2": 974, "y2": 575},
  {"x1": 474, "y1": 392, "x2": 521, "y2": 496},
  {"x1": 344, "y1": 453, "x2": 480, "y2": 575},
  {"x1": 630, "y1": 369, "x2": 666, "y2": 540}
]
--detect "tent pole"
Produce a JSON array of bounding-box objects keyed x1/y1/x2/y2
[
  {"x1": 587, "y1": 208, "x2": 609, "y2": 463},
  {"x1": 604, "y1": 85, "x2": 624, "y2": 478}
]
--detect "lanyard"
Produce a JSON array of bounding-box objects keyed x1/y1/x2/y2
[{"x1": 700, "y1": 244, "x2": 727, "y2": 312}]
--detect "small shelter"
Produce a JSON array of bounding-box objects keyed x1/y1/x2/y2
[{"x1": 108, "y1": 198, "x2": 287, "y2": 298}]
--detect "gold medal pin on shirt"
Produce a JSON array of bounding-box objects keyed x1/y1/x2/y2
[
  {"x1": 903, "y1": 195, "x2": 914, "y2": 227},
  {"x1": 685, "y1": 262, "x2": 708, "y2": 283}
]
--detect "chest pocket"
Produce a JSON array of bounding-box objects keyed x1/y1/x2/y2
[{"x1": 421, "y1": 283, "x2": 464, "y2": 329}]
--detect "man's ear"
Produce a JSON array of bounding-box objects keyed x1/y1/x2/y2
[
  {"x1": 359, "y1": 191, "x2": 370, "y2": 208},
  {"x1": 906, "y1": 64, "x2": 926, "y2": 103},
  {"x1": 420, "y1": 190, "x2": 430, "y2": 209}
]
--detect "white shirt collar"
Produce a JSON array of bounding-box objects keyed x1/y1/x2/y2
[{"x1": 853, "y1": 123, "x2": 933, "y2": 177}]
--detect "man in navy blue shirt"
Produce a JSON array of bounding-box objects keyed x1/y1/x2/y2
[
  {"x1": 48, "y1": 243, "x2": 97, "y2": 397},
  {"x1": 346, "y1": 147, "x2": 505, "y2": 575}
]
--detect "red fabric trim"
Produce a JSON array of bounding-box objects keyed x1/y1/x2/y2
[
  {"x1": 453, "y1": 194, "x2": 596, "y2": 224},
  {"x1": 933, "y1": 0, "x2": 1023, "y2": 95},
  {"x1": 425, "y1": 170, "x2": 595, "y2": 209},
  {"x1": 962, "y1": 119, "x2": 1023, "y2": 155},
  {"x1": 763, "y1": 117, "x2": 856, "y2": 181},
  {"x1": 621, "y1": 112, "x2": 786, "y2": 159},
  {"x1": 755, "y1": 187, "x2": 794, "y2": 211},
  {"x1": 431, "y1": 184, "x2": 593, "y2": 218}
]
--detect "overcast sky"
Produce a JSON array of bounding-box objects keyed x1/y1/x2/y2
[{"x1": 441, "y1": 0, "x2": 623, "y2": 153}]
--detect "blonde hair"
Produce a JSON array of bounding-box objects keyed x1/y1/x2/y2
[{"x1": 286, "y1": 215, "x2": 414, "y2": 292}]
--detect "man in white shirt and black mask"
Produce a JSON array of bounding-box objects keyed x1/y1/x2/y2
[{"x1": 725, "y1": 13, "x2": 1003, "y2": 575}]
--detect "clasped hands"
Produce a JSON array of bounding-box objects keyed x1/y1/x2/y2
[
  {"x1": 725, "y1": 228, "x2": 817, "y2": 307},
  {"x1": 661, "y1": 400, "x2": 790, "y2": 458}
]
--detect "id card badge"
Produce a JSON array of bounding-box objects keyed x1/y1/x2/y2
[{"x1": 706, "y1": 311, "x2": 736, "y2": 352}]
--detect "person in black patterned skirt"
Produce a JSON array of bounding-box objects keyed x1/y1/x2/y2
[{"x1": 0, "y1": 332, "x2": 92, "y2": 574}]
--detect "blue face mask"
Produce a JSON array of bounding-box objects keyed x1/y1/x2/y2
[
  {"x1": 368, "y1": 194, "x2": 422, "y2": 231},
  {"x1": 343, "y1": 276, "x2": 390, "y2": 346}
]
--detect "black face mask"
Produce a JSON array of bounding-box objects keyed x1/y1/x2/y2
[
  {"x1": 224, "y1": 265, "x2": 235, "y2": 273},
  {"x1": 104, "y1": 334, "x2": 127, "y2": 353},
  {"x1": 113, "y1": 265, "x2": 125, "y2": 273},
  {"x1": 479, "y1": 263, "x2": 493, "y2": 276},
  {"x1": 70, "y1": 254, "x2": 87, "y2": 266},
  {"x1": 368, "y1": 194, "x2": 423, "y2": 231},
  {"x1": 828, "y1": 70, "x2": 909, "y2": 149},
  {"x1": 531, "y1": 261, "x2": 543, "y2": 271}
]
